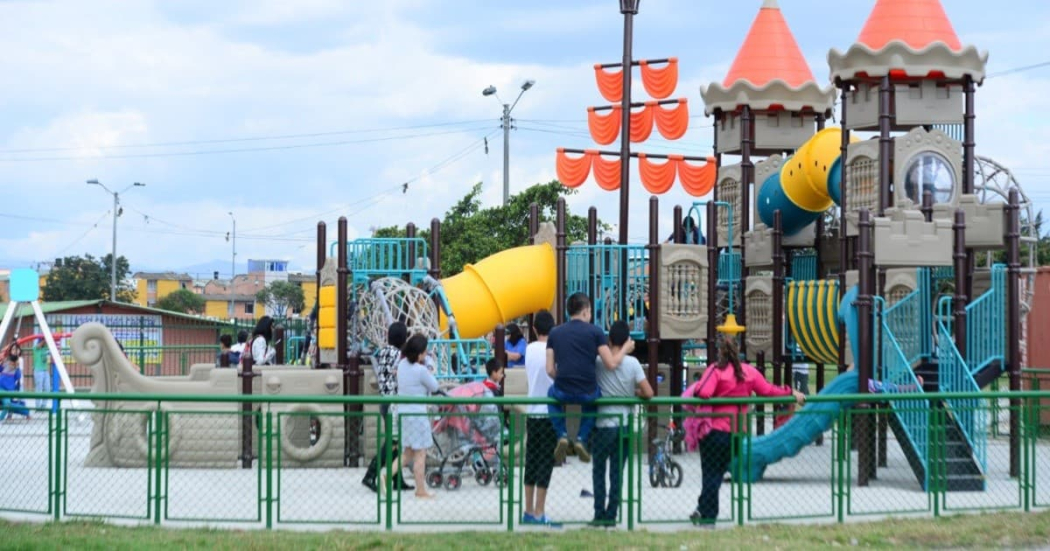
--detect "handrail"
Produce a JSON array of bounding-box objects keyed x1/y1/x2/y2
[
  {"x1": 565, "y1": 243, "x2": 649, "y2": 332},
  {"x1": 936, "y1": 295, "x2": 987, "y2": 471},
  {"x1": 876, "y1": 296, "x2": 930, "y2": 471},
  {"x1": 964, "y1": 264, "x2": 1006, "y2": 374}
]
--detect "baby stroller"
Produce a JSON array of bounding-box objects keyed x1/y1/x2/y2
[{"x1": 426, "y1": 381, "x2": 506, "y2": 491}]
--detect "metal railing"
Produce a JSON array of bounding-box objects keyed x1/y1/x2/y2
[
  {"x1": 966, "y1": 264, "x2": 1006, "y2": 373},
  {"x1": 0, "y1": 387, "x2": 1044, "y2": 531},
  {"x1": 565, "y1": 244, "x2": 649, "y2": 333},
  {"x1": 937, "y1": 296, "x2": 988, "y2": 471},
  {"x1": 332, "y1": 238, "x2": 431, "y2": 281},
  {"x1": 877, "y1": 297, "x2": 930, "y2": 478}
]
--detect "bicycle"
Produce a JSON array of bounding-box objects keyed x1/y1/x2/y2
[{"x1": 649, "y1": 420, "x2": 684, "y2": 488}]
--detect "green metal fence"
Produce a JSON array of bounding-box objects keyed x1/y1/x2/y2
[{"x1": 0, "y1": 389, "x2": 1047, "y2": 530}]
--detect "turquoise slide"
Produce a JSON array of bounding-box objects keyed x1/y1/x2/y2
[
  {"x1": 731, "y1": 370, "x2": 858, "y2": 482},
  {"x1": 730, "y1": 286, "x2": 861, "y2": 483}
]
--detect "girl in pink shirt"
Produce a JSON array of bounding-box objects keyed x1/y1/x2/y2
[{"x1": 689, "y1": 337, "x2": 805, "y2": 526}]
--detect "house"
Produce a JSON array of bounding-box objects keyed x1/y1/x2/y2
[
  {"x1": 133, "y1": 272, "x2": 193, "y2": 308},
  {"x1": 198, "y1": 268, "x2": 318, "y2": 321}
]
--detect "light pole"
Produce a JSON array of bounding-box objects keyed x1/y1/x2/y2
[
  {"x1": 482, "y1": 79, "x2": 535, "y2": 205},
  {"x1": 227, "y1": 212, "x2": 236, "y2": 320},
  {"x1": 87, "y1": 179, "x2": 145, "y2": 303}
]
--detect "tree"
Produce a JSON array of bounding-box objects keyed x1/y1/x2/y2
[
  {"x1": 42, "y1": 254, "x2": 135, "y2": 302},
  {"x1": 372, "y1": 181, "x2": 602, "y2": 276},
  {"x1": 256, "y1": 280, "x2": 306, "y2": 318},
  {"x1": 155, "y1": 289, "x2": 206, "y2": 314}
]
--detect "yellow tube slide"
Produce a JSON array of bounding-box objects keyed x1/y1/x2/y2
[{"x1": 440, "y1": 243, "x2": 556, "y2": 339}]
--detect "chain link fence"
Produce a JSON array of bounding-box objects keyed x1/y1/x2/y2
[{"x1": 0, "y1": 389, "x2": 1046, "y2": 530}]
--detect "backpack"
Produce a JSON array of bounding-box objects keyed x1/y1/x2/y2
[
  {"x1": 681, "y1": 367, "x2": 718, "y2": 451},
  {"x1": 228, "y1": 350, "x2": 242, "y2": 365}
]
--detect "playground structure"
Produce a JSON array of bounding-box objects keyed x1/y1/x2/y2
[{"x1": 71, "y1": 0, "x2": 1039, "y2": 498}]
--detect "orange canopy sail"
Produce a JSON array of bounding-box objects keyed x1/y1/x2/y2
[
  {"x1": 638, "y1": 154, "x2": 677, "y2": 194},
  {"x1": 653, "y1": 99, "x2": 689, "y2": 140},
  {"x1": 678, "y1": 156, "x2": 717, "y2": 197},
  {"x1": 587, "y1": 107, "x2": 620, "y2": 145},
  {"x1": 592, "y1": 154, "x2": 622, "y2": 191},
  {"x1": 555, "y1": 148, "x2": 594, "y2": 188},
  {"x1": 630, "y1": 104, "x2": 654, "y2": 143},
  {"x1": 594, "y1": 64, "x2": 623, "y2": 102},
  {"x1": 639, "y1": 58, "x2": 678, "y2": 99}
]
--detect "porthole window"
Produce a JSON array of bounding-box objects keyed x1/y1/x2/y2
[{"x1": 904, "y1": 152, "x2": 956, "y2": 205}]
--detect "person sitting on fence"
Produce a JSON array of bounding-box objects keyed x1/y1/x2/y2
[
  {"x1": 230, "y1": 330, "x2": 248, "y2": 364},
  {"x1": 546, "y1": 292, "x2": 634, "y2": 464},
  {"x1": 592, "y1": 321, "x2": 652, "y2": 527},
  {"x1": 688, "y1": 336, "x2": 805, "y2": 527},
  {"x1": 0, "y1": 344, "x2": 30, "y2": 421},
  {"x1": 247, "y1": 316, "x2": 277, "y2": 366}
]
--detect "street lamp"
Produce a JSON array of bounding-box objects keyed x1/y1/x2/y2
[
  {"x1": 227, "y1": 212, "x2": 236, "y2": 320},
  {"x1": 87, "y1": 179, "x2": 145, "y2": 303},
  {"x1": 482, "y1": 79, "x2": 535, "y2": 205}
]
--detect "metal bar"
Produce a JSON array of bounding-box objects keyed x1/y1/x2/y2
[
  {"x1": 856, "y1": 209, "x2": 874, "y2": 486},
  {"x1": 953, "y1": 210, "x2": 968, "y2": 365},
  {"x1": 315, "y1": 221, "x2": 326, "y2": 367},
  {"x1": 647, "y1": 196, "x2": 661, "y2": 394},
  {"x1": 756, "y1": 351, "x2": 766, "y2": 436},
  {"x1": 598, "y1": 57, "x2": 671, "y2": 69},
  {"x1": 240, "y1": 349, "x2": 256, "y2": 468},
  {"x1": 429, "y1": 218, "x2": 442, "y2": 280},
  {"x1": 559, "y1": 148, "x2": 709, "y2": 162},
  {"x1": 617, "y1": 1, "x2": 636, "y2": 247},
  {"x1": 405, "y1": 222, "x2": 417, "y2": 281},
  {"x1": 592, "y1": 98, "x2": 682, "y2": 111},
  {"x1": 837, "y1": 82, "x2": 851, "y2": 375},
  {"x1": 1008, "y1": 189, "x2": 1021, "y2": 477},
  {"x1": 738, "y1": 106, "x2": 753, "y2": 357},
  {"x1": 772, "y1": 211, "x2": 784, "y2": 388},
  {"x1": 265, "y1": 410, "x2": 273, "y2": 529},
  {"x1": 494, "y1": 324, "x2": 506, "y2": 368},
  {"x1": 588, "y1": 207, "x2": 598, "y2": 306},
  {"x1": 878, "y1": 75, "x2": 892, "y2": 215},
  {"x1": 555, "y1": 198, "x2": 567, "y2": 323},
  {"x1": 706, "y1": 201, "x2": 718, "y2": 353}
]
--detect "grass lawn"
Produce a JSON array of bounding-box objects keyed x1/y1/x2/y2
[{"x1": 2, "y1": 511, "x2": 1050, "y2": 550}]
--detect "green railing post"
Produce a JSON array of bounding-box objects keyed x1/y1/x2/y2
[
  {"x1": 266, "y1": 409, "x2": 273, "y2": 529},
  {"x1": 384, "y1": 409, "x2": 394, "y2": 531},
  {"x1": 505, "y1": 412, "x2": 515, "y2": 532},
  {"x1": 52, "y1": 399, "x2": 63, "y2": 521},
  {"x1": 153, "y1": 403, "x2": 164, "y2": 524},
  {"x1": 836, "y1": 407, "x2": 846, "y2": 523},
  {"x1": 931, "y1": 405, "x2": 941, "y2": 518},
  {"x1": 1024, "y1": 396, "x2": 1034, "y2": 512},
  {"x1": 736, "y1": 413, "x2": 745, "y2": 527},
  {"x1": 626, "y1": 410, "x2": 635, "y2": 531},
  {"x1": 139, "y1": 315, "x2": 147, "y2": 374}
]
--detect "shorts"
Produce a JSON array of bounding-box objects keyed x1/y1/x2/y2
[
  {"x1": 399, "y1": 414, "x2": 432, "y2": 450},
  {"x1": 524, "y1": 417, "x2": 556, "y2": 488}
]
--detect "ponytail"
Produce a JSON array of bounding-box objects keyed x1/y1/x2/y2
[{"x1": 716, "y1": 337, "x2": 745, "y2": 382}]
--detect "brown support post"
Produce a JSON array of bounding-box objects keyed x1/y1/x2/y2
[
  {"x1": 494, "y1": 324, "x2": 506, "y2": 368},
  {"x1": 756, "y1": 350, "x2": 766, "y2": 436},
  {"x1": 837, "y1": 81, "x2": 851, "y2": 375},
  {"x1": 706, "y1": 202, "x2": 719, "y2": 356},
  {"x1": 528, "y1": 203, "x2": 540, "y2": 340},
  {"x1": 556, "y1": 198, "x2": 567, "y2": 323},
  {"x1": 315, "y1": 221, "x2": 326, "y2": 368},
  {"x1": 648, "y1": 196, "x2": 662, "y2": 394},
  {"x1": 739, "y1": 105, "x2": 753, "y2": 357},
  {"x1": 963, "y1": 75, "x2": 977, "y2": 305},
  {"x1": 772, "y1": 210, "x2": 784, "y2": 388},
  {"x1": 239, "y1": 353, "x2": 256, "y2": 468},
  {"x1": 857, "y1": 209, "x2": 875, "y2": 486},
  {"x1": 878, "y1": 75, "x2": 891, "y2": 216},
  {"x1": 588, "y1": 207, "x2": 598, "y2": 304},
  {"x1": 1007, "y1": 189, "x2": 1021, "y2": 477},
  {"x1": 617, "y1": 0, "x2": 638, "y2": 247},
  {"x1": 274, "y1": 325, "x2": 285, "y2": 366},
  {"x1": 337, "y1": 217, "x2": 360, "y2": 465},
  {"x1": 921, "y1": 190, "x2": 934, "y2": 222},
  {"x1": 952, "y1": 210, "x2": 968, "y2": 362},
  {"x1": 406, "y1": 222, "x2": 417, "y2": 279},
  {"x1": 429, "y1": 218, "x2": 442, "y2": 280},
  {"x1": 672, "y1": 205, "x2": 683, "y2": 244},
  {"x1": 877, "y1": 267, "x2": 887, "y2": 468}
]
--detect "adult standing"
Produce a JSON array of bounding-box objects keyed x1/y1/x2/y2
[
  {"x1": 689, "y1": 336, "x2": 805, "y2": 526},
  {"x1": 249, "y1": 316, "x2": 276, "y2": 366},
  {"x1": 390, "y1": 334, "x2": 439, "y2": 498},
  {"x1": 522, "y1": 311, "x2": 560, "y2": 527},
  {"x1": 362, "y1": 321, "x2": 413, "y2": 492},
  {"x1": 592, "y1": 321, "x2": 652, "y2": 526},
  {"x1": 546, "y1": 292, "x2": 633, "y2": 463},
  {"x1": 504, "y1": 323, "x2": 527, "y2": 368}
]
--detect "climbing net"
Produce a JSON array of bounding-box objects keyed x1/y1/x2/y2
[{"x1": 358, "y1": 277, "x2": 441, "y2": 351}]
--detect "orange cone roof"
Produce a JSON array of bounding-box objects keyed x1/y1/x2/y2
[
  {"x1": 722, "y1": 0, "x2": 815, "y2": 89},
  {"x1": 857, "y1": 0, "x2": 962, "y2": 51}
]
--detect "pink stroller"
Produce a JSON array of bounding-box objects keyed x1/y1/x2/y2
[{"x1": 426, "y1": 381, "x2": 506, "y2": 491}]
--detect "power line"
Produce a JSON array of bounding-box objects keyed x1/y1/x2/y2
[
  {"x1": 0, "y1": 119, "x2": 495, "y2": 154},
  {"x1": 54, "y1": 210, "x2": 113, "y2": 256},
  {"x1": 0, "y1": 125, "x2": 496, "y2": 162},
  {"x1": 987, "y1": 60, "x2": 1050, "y2": 79}
]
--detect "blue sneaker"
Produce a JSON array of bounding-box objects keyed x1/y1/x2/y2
[
  {"x1": 534, "y1": 514, "x2": 562, "y2": 529},
  {"x1": 521, "y1": 513, "x2": 538, "y2": 524}
]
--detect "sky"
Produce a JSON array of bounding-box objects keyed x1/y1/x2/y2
[{"x1": 1, "y1": 0, "x2": 1048, "y2": 279}]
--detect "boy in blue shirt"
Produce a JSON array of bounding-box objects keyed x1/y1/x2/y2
[{"x1": 546, "y1": 293, "x2": 633, "y2": 463}]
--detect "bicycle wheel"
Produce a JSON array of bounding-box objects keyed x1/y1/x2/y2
[
  {"x1": 649, "y1": 463, "x2": 663, "y2": 488},
  {"x1": 667, "y1": 461, "x2": 684, "y2": 488}
]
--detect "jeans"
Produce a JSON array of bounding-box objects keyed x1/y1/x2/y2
[
  {"x1": 697, "y1": 430, "x2": 733, "y2": 521},
  {"x1": 793, "y1": 370, "x2": 810, "y2": 395},
  {"x1": 547, "y1": 385, "x2": 600, "y2": 445},
  {"x1": 591, "y1": 426, "x2": 628, "y2": 521},
  {"x1": 34, "y1": 369, "x2": 51, "y2": 408}
]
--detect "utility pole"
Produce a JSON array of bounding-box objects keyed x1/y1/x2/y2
[
  {"x1": 482, "y1": 79, "x2": 535, "y2": 205},
  {"x1": 87, "y1": 179, "x2": 145, "y2": 302},
  {"x1": 228, "y1": 212, "x2": 236, "y2": 319}
]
